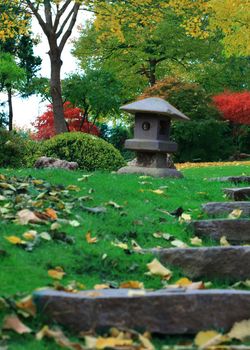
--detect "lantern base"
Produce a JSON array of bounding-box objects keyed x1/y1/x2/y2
[{"x1": 117, "y1": 165, "x2": 183, "y2": 178}]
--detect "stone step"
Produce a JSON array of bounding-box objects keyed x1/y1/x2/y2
[
  {"x1": 191, "y1": 219, "x2": 250, "y2": 243},
  {"x1": 224, "y1": 187, "x2": 250, "y2": 201},
  {"x1": 210, "y1": 176, "x2": 250, "y2": 184},
  {"x1": 202, "y1": 201, "x2": 250, "y2": 216},
  {"x1": 33, "y1": 289, "x2": 250, "y2": 334},
  {"x1": 148, "y1": 246, "x2": 250, "y2": 280}
]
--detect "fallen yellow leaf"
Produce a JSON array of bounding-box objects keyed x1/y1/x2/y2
[
  {"x1": 111, "y1": 241, "x2": 128, "y2": 250},
  {"x1": 228, "y1": 209, "x2": 243, "y2": 219},
  {"x1": 86, "y1": 232, "x2": 98, "y2": 244},
  {"x1": 171, "y1": 239, "x2": 188, "y2": 248},
  {"x1": 45, "y1": 208, "x2": 58, "y2": 220},
  {"x1": 228, "y1": 319, "x2": 250, "y2": 340},
  {"x1": 150, "y1": 189, "x2": 164, "y2": 195},
  {"x1": 5, "y1": 236, "x2": 26, "y2": 245},
  {"x1": 48, "y1": 267, "x2": 65, "y2": 280},
  {"x1": 23, "y1": 230, "x2": 37, "y2": 241},
  {"x1": 220, "y1": 236, "x2": 230, "y2": 247},
  {"x1": 175, "y1": 277, "x2": 192, "y2": 287},
  {"x1": 179, "y1": 213, "x2": 192, "y2": 223},
  {"x1": 3, "y1": 314, "x2": 32, "y2": 334},
  {"x1": 120, "y1": 281, "x2": 144, "y2": 289},
  {"x1": 190, "y1": 236, "x2": 203, "y2": 246},
  {"x1": 96, "y1": 337, "x2": 133, "y2": 349},
  {"x1": 194, "y1": 330, "x2": 225, "y2": 348},
  {"x1": 139, "y1": 333, "x2": 155, "y2": 350},
  {"x1": 16, "y1": 295, "x2": 36, "y2": 317},
  {"x1": 146, "y1": 258, "x2": 172, "y2": 280},
  {"x1": 94, "y1": 284, "x2": 110, "y2": 290}
]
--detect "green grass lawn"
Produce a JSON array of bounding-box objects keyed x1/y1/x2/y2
[{"x1": 0, "y1": 164, "x2": 249, "y2": 349}]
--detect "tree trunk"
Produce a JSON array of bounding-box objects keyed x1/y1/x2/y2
[
  {"x1": 7, "y1": 87, "x2": 13, "y2": 131},
  {"x1": 49, "y1": 48, "x2": 68, "y2": 134},
  {"x1": 149, "y1": 59, "x2": 157, "y2": 86}
]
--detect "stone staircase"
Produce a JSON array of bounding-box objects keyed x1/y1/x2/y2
[{"x1": 33, "y1": 176, "x2": 250, "y2": 335}]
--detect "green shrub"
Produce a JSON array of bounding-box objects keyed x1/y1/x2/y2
[
  {"x1": 0, "y1": 129, "x2": 27, "y2": 168},
  {"x1": 172, "y1": 119, "x2": 235, "y2": 162},
  {"x1": 42, "y1": 132, "x2": 126, "y2": 171},
  {"x1": 23, "y1": 139, "x2": 43, "y2": 167}
]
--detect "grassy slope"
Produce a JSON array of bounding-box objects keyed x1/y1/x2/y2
[{"x1": 0, "y1": 164, "x2": 249, "y2": 349}]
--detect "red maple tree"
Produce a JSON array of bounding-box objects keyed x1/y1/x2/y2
[
  {"x1": 213, "y1": 91, "x2": 250, "y2": 125},
  {"x1": 32, "y1": 102, "x2": 100, "y2": 140}
]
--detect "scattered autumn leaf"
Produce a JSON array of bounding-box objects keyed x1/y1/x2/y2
[
  {"x1": 95, "y1": 337, "x2": 133, "y2": 349},
  {"x1": 220, "y1": 236, "x2": 230, "y2": 246},
  {"x1": 146, "y1": 258, "x2": 172, "y2": 280},
  {"x1": 190, "y1": 236, "x2": 203, "y2": 246},
  {"x1": 3, "y1": 314, "x2": 32, "y2": 334},
  {"x1": 120, "y1": 281, "x2": 144, "y2": 289},
  {"x1": 179, "y1": 213, "x2": 192, "y2": 223},
  {"x1": 66, "y1": 185, "x2": 81, "y2": 191},
  {"x1": 171, "y1": 239, "x2": 188, "y2": 248},
  {"x1": 5, "y1": 236, "x2": 26, "y2": 245},
  {"x1": 139, "y1": 334, "x2": 155, "y2": 350},
  {"x1": 106, "y1": 201, "x2": 123, "y2": 209},
  {"x1": 16, "y1": 209, "x2": 45, "y2": 225},
  {"x1": 131, "y1": 239, "x2": 142, "y2": 251},
  {"x1": 228, "y1": 319, "x2": 250, "y2": 340},
  {"x1": 48, "y1": 267, "x2": 65, "y2": 280},
  {"x1": 228, "y1": 209, "x2": 243, "y2": 219},
  {"x1": 16, "y1": 295, "x2": 36, "y2": 317},
  {"x1": 23, "y1": 230, "x2": 37, "y2": 241},
  {"x1": 94, "y1": 284, "x2": 110, "y2": 290},
  {"x1": 45, "y1": 208, "x2": 58, "y2": 220},
  {"x1": 111, "y1": 241, "x2": 128, "y2": 250},
  {"x1": 86, "y1": 232, "x2": 98, "y2": 244},
  {"x1": 194, "y1": 330, "x2": 227, "y2": 348}
]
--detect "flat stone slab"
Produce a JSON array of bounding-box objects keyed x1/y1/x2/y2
[
  {"x1": 210, "y1": 176, "x2": 250, "y2": 184},
  {"x1": 34, "y1": 289, "x2": 250, "y2": 334},
  {"x1": 117, "y1": 166, "x2": 183, "y2": 178},
  {"x1": 224, "y1": 187, "x2": 250, "y2": 201},
  {"x1": 191, "y1": 219, "x2": 250, "y2": 243},
  {"x1": 202, "y1": 201, "x2": 250, "y2": 216},
  {"x1": 148, "y1": 246, "x2": 250, "y2": 280}
]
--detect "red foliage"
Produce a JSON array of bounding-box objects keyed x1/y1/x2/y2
[
  {"x1": 213, "y1": 91, "x2": 250, "y2": 125},
  {"x1": 32, "y1": 102, "x2": 100, "y2": 140}
]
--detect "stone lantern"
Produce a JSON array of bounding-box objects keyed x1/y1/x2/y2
[{"x1": 118, "y1": 97, "x2": 190, "y2": 178}]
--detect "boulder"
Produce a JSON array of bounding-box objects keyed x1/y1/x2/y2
[
  {"x1": 202, "y1": 201, "x2": 250, "y2": 216},
  {"x1": 224, "y1": 187, "x2": 250, "y2": 201},
  {"x1": 35, "y1": 156, "x2": 78, "y2": 170}
]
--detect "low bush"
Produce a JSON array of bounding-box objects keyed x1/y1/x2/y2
[
  {"x1": 0, "y1": 129, "x2": 28, "y2": 168},
  {"x1": 172, "y1": 119, "x2": 235, "y2": 162},
  {"x1": 42, "y1": 132, "x2": 126, "y2": 171}
]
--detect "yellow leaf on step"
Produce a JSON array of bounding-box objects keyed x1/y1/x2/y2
[
  {"x1": 120, "y1": 281, "x2": 144, "y2": 289},
  {"x1": 179, "y1": 213, "x2": 192, "y2": 223},
  {"x1": 194, "y1": 330, "x2": 226, "y2": 348},
  {"x1": 16, "y1": 295, "x2": 36, "y2": 317},
  {"x1": 175, "y1": 277, "x2": 192, "y2": 287},
  {"x1": 146, "y1": 258, "x2": 172, "y2": 280},
  {"x1": 228, "y1": 319, "x2": 250, "y2": 340},
  {"x1": 228, "y1": 209, "x2": 243, "y2": 219},
  {"x1": 94, "y1": 284, "x2": 110, "y2": 290},
  {"x1": 96, "y1": 337, "x2": 133, "y2": 349},
  {"x1": 220, "y1": 236, "x2": 230, "y2": 246},
  {"x1": 190, "y1": 236, "x2": 203, "y2": 246}
]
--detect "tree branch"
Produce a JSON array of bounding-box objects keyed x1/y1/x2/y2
[
  {"x1": 56, "y1": 7, "x2": 75, "y2": 39},
  {"x1": 59, "y1": 3, "x2": 80, "y2": 53},
  {"x1": 26, "y1": 0, "x2": 49, "y2": 37},
  {"x1": 44, "y1": 0, "x2": 53, "y2": 30},
  {"x1": 54, "y1": 0, "x2": 72, "y2": 32}
]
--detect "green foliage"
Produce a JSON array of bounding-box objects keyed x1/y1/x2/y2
[
  {"x1": 42, "y1": 132, "x2": 126, "y2": 171},
  {"x1": 23, "y1": 139, "x2": 43, "y2": 168},
  {"x1": 0, "y1": 129, "x2": 27, "y2": 167},
  {"x1": 63, "y1": 70, "x2": 124, "y2": 123},
  {"x1": 172, "y1": 119, "x2": 235, "y2": 162}
]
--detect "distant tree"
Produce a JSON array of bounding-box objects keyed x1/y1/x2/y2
[
  {"x1": 0, "y1": 53, "x2": 25, "y2": 130},
  {"x1": 63, "y1": 69, "x2": 124, "y2": 125},
  {"x1": 213, "y1": 91, "x2": 250, "y2": 125},
  {"x1": 32, "y1": 101, "x2": 100, "y2": 140}
]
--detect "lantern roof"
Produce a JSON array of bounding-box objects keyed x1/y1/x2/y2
[{"x1": 121, "y1": 97, "x2": 190, "y2": 121}]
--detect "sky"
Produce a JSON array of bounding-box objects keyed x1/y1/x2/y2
[{"x1": 6, "y1": 9, "x2": 91, "y2": 129}]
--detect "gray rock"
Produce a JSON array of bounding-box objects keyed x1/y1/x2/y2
[
  {"x1": 117, "y1": 166, "x2": 183, "y2": 178},
  {"x1": 35, "y1": 156, "x2": 78, "y2": 170},
  {"x1": 33, "y1": 289, "x2": 250, "y2": 334},
  {"x1": 210, "y1": 176, "x2": 250, "y2": 184},
  {"x1": 202, "y1": 202, "x2": 250, "y2": 216},
  {"x1": 224, "y1": 187, "x2": 250, "y2": 201},
  {"x1": 191, "y1": 219, "x2": 250, "y2": 243},
  {"x1": 148, "y1": 246, "x2": 250, "y2": 280}
]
